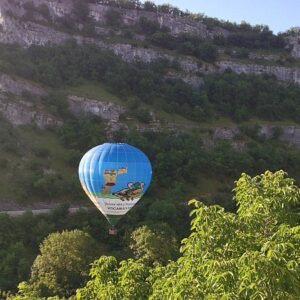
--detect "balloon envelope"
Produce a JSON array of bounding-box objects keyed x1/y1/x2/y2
[{"x1": 78, "y1": 143, "x2": 152, "y2": 226}]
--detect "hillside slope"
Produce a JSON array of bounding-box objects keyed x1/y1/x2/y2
[{"x1": 0, "y1": 0, "x2": 299, "y2": 210}]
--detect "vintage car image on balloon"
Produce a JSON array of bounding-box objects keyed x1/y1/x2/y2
[{"x1": 112, "y1": 182, "x2": 145, "y2": 201}]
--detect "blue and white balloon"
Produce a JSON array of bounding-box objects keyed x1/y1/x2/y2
[{"x1": 79, "y1": 143, "x2": 152, "y2": 226}]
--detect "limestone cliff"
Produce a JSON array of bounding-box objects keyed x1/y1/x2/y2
[
  {"x1": 286, "y1": 35, "x2": 300, "y2": 59},
  {"x1": 0, "y1": 94, "x2": 60, "y2": 128},
  {"x1": 67, "y1": 95, "x2": 125, "y2": 121},
  {"x1": 89, "y1": 3, "x2": 229, "y2": 38},
  {"x1": 216, "y1": 61, "x2": 300, "y2": 84},
  {"x1": 0, "y1": 0, "x2": 228, "y2": 38},
  {"x1": 0, "y1": 0, "x2": 300, "y2": 86},
  {"x1": 0, "y1": 73, "x2": 58, "y2": 128},
  {"x1": 0, "y1": 73, "x2": 128, "y2": 129},
  {"x1": 0, "y1": 0, "x2": 299, "y2": 146},
  {"x1": 213, "y1": 125, "x2": 300, "y2": 148}
]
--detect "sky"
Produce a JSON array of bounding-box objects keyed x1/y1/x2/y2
[{"x1": 150, "y1": 0, "x2": 300, "y2": 34}]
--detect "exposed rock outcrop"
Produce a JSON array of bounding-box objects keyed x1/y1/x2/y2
[
  {"x1": 2, "y1": 15, "x2": 300, "y2": 85},
  {"x1": 0, "y1": 16, "x2": 70, "y2": 46},
  {"x1": 286, "y1": 35, "x2": 300, "y2": 59},
  {"x1": 0, "y1": 93, "x2": 60, "y2": 128},
  {"x1": 259, "y1": 125, "x2": 300, "y2": 146},
  {"x1": 67, "y1": 95, "x2": 129, "y2": 137},
  {"x1": 213, "y1": 125, "x2": 300, "y2": 148},
  {"x1": 0, "y1": 73, "x2": 129, "y2": 129},
  {"x1": 0, "y1": 73, "x2": 58, "y2": 128},
  {"x1": 102, "y1": 42, "x2": 214, "y2": 76},
  {"x1": 0, "y1": 73, "x2": 46, "y2": 96},
  {"x1": 89, "y1": 3, "x2": 229, "y2": 38},
  {"x1": 248, "y1": 52, "x2": 282, "y2": 62},
  {"x1": 213, "y1": 127, "x2": 239, "y2": 140},
  {"x1": 67, "y1": 95, "x2": 126, "y2": 121},
  {"x1": 217, "y1": 61, "x2": 300, "y2": 84},
  {"x1": 166, "y1": 72, "x2": 204, "y2": 88},
  {"x1": 0, "y1": 0, "x2": 228, "y2": 38}
]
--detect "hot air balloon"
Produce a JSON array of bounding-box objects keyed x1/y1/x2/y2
[{"x1": 78, "y1": 143, "x2": 152, "y2": 235}]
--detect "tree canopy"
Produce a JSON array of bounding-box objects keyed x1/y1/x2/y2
[
  {"x1": 6, "y1": 171, "x2": 300, "y2": 299},
  {"x1": 130, "y1": 224, "x2": 178, "y2": 265},
  {"x1": 75, "y1": 170, "x2": 300, "y2": 299},
  {"x1": 29, "y1": 230, "x2": 102, "y2": 298}
]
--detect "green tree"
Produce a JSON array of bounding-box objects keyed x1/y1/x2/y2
[
  {"x1": 29, "y1": 230, "x2": 101, "y2": 298},
  {"x1": 73, "y1": 0, "x2": 90, "y2": 22},
  {"x1": 130, "y1": 225, "x2": 178, "y2": 265},
  {"x1": 76, "y1": 256, "x2": 151, "y2": 300},
  {"x1": 105, "y1": 9, "x2": 122, "y2": 27},
  {"x1": 143, "y1": 1, "x2": 157, "y2": 12},
  {"x1": 151, "y1": 171, "x2": 300, "y2": 299},
  {"x1": 78, "y1": 171, "x2": 300, "y2": 299}
]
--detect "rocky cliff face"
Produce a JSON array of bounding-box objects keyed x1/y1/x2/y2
[
  {"x1": 217, "y1": 61, "x2": 300, "y2": 84},
  {"x1": 1, "y1": 0, "x2": 300, "y2": 86},
  {"x1": 0, "y1": 0, "x2": 228, "y2": 38},
  {"x1": 0, "y1": 14, "x2": 208, "y2": 86},
  {"x1": 0, "y1": 72, "x2": 128, "y2": 129},
  {"x1": 0, "y1": 1, "x2": 300, "y2": 146},
  {"x1": 286, "y1": 35, "x2": 300, "y2": 59},
  {"x1": 213, "y1": 125, "x2": 300, "y2": 148},
  {"x1": 0, "y1": 73, "x2": 46, "y2": 97},
  {"x1": 0, "y1": 94, "x2": 60, "y2": 128},
  {"x1": 3, "y1": 14, "x2": 300, "y2": 85},
  {"x1": 1, "y1": 0, "x2": 229, "y2": 38},
  {"x1": 67, "y1": 95, "x2": 125, "y2": 121},
  {"x1": 0, "y1": 73, "x2": 59, "y2": 128},
  {"x1": 89, "y1": 3, "x2": 229, "y2": 38}
]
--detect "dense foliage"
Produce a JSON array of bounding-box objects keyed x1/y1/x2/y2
[
  {"x1": 0, "y1": 43, "x2": 299, "y2": 123},
  {"x1": 213, "y1": 23, "x2": 285, "y2": 49},
  {"x1": 96, "y1": 0, "x2": 188, "y2": 16},
  {"x1": 0, "y1": 207, "x2": 108, "y2": 293},
  {"x1": 29, "y1": 230, "x2": 101, "y2": 298},
  {"x1": 2, "y1": 123, "x2": 300, "y2": 295},
  {"x1": 204, "y1": 72, "x2": 300, "y2": 122},
  {"x1": 78, "y1": 171, "x2": 300, "y2": 299},
  {"x1": 130, "y1": 225, "x2": 178, "y2": 265},
  {"x1": 7, "y1": 171, "x2": 298, "y2": 299}
]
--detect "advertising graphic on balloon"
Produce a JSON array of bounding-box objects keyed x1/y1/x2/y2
[{"x1": 78, "y1": 143, "x2": 152, "y2": 230}]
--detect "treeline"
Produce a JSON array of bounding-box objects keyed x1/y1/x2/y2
[
  {"x1": 0, "y1": 207, "x2": 110, "y2": 293},
  {"x1": 213, "y1": 24, "x2": 285, "y2": 49},
  {"x1": 95, "y1": 0, "x2": 187, "y2": 16},
  {"x1": 0, "y1": 43, "x2": 299, "y2": 122},
  {"x1": 0, "y1": 197, "x2": 184, "y2": 294}
]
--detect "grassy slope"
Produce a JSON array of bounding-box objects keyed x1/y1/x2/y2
[{"x1": 0, "y1": 121, "x2": 74, "y2": 203}]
